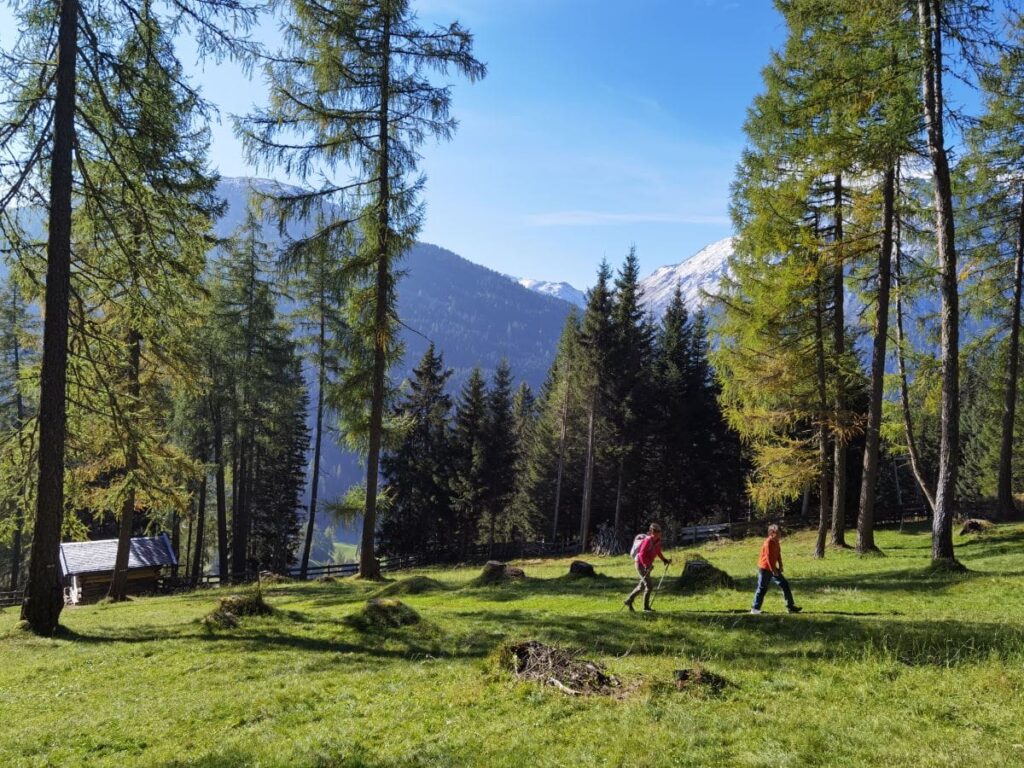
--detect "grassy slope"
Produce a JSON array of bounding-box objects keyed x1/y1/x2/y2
[{"x1": 1, "y1": 524, "x2": 1023, "y2": 768}]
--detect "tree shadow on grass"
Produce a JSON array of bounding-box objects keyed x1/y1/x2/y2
[
  {"x1": 449, "y1": 606, "x2": 1024, "y2": 668},
  {"x1": 56, "y1": 612, "x2": 497, "y2": 665}
]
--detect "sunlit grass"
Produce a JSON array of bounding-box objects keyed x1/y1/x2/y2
[{"x1": 2, "y1": 523, "x2": 1023, "y2": 767}]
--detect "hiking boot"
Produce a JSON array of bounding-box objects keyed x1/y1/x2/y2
[
  {"x1": 750, "y1": 608, "x2": 762, "y2": 614},
  {"x1": 787, "y1": 605, "x2": 802, "y2": 614},
  {"x1": 623, "y1": 599, "x2": 635, "y2": 613},
  {"x1": 643, "y1": 606, "x2": 656, "y2": 613}
]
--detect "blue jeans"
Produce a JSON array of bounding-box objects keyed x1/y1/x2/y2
[{"x1": 752, "y1": 568, "x2": 795, "y2": 610}]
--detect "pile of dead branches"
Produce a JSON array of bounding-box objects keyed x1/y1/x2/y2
[{"x1": 505, "y1": 641, "x2": 620, "y2": 696}]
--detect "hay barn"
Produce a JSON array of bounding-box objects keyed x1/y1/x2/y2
[{"x1": 60, "y1": 534, "x2": 178, "y2": 604}]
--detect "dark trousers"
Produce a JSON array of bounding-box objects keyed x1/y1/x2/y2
[{"x1": 752, "y1": 568, "x2": 795, "y2": 610}]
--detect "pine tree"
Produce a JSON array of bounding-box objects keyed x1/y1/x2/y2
[
  {"x1": 380, "y1": 344, "x2": 453, "y2": 557},
  {"x1": 517, "y1": 312, "x2": 584, "y2": 542},
  {"x1": 450, "y1": 367, "x2": 488, "y2": 558},
  {"x1": 239, "y1": 0, "x2": 485, "y2": 579},
  {"x1": 577, "y1": 262, "x2": 615, "y2": 553},
  {"x1": 607, "y1": 248, "x2": 655, "y2": 550},
  {"x1": 249, "y1": 342, "x2": 310, "y2": 574},
  {"x1": 481, "y1": 360, "x2": 517, "y2": 553}
]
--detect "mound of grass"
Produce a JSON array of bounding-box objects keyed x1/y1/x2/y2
[
  {"x1": 672, "y1": 554, "x2": 736, "y2": 593},
  {"x1": 374, "y1": 576, "x2": 447, "y2": 597},
  {"x1": 674, "y1": 663, "x2": 729, "y2": 695},
  {"x1": 350, "y1": 598, "x2": 421, "y2": 629},
  {"x1": 204, "y1": 589, "x2": 273, "y2": 628}
]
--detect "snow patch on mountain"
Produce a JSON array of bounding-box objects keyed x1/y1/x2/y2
[
  {"x1": 514, "y1": 277, "x2": 586, "y2": 308},
  {"x1": 639, "y1": 236, "x2": 735, "y2": 317}
]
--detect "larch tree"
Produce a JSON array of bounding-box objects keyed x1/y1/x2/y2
[
  {"x1": 0, "y1": 272, "x2": 38, "y2": 592},
  {"x1": 959, "y1": 13, "x2": 1024, "y2": 521},
  {"x1": 0, "y1": 0, "x2": 255, "y2": 633},
  {"x1": 238, "y1": 0, "x2": 485, "y2": 579},
  {"x1": 281, "y1": 220, "x2": 348, "y2": 578}
]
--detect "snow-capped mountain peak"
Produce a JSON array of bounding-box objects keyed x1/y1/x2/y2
[
  {"x1": 639, "y1": 236, "x2": 735, "y2": 316},
  {"x1": 510, "y1": 277, "x2": 586, "y2": 308}
]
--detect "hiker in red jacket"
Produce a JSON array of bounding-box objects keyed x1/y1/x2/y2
[
  {"x1": 624, "y1": 523, "x2": 672, "y2": 613},
  {"x1": 751, "y1": 524, "x2": 802, "y2": 614}
]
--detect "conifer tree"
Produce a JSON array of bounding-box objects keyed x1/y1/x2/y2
[
  {"x1": 380, "y1": 344, "x2": 453, "y2": 556},
  {"x1": 607, "y1": 248, "x2": 655, "y2": 549},
  {"x1": 450, "y1": 367, "x2": 488, "y2": 558},
  {"x1": 508, "y1": 382, "x2": 537, "y2": 539},
  {"x1": 517, "y1": 312, "x2": 584, "y2": 541},
  {"x1": 960, "y1": 15, "x2": 1024, "y2": 521},
  {"x1": 481, "y1": 360, "x2": 517, "y2": 553},
  {"x1": 281, "y1": 222, "x2": 348, "y2": 577},
  {"x1": 0, "y1": 0, "x2": 256, "y2": 636},
  {"x1": 239, "y1": 0, "x2": 485, "y2": 579},
  {"x1": 0, "y1": 272, "x2": 37, "y2": 592},
  {"x1": 577, "y1": 262, "x2": 614, "y2": 553}
]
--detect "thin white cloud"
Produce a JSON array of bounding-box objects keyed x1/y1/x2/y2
[{"x1": 524, "y1": 210, "x2": 730, "y2": 227}]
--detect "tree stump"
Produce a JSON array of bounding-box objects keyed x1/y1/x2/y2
[
  {"x1": 569, "y1": 560, "x2": 597, "y2": 578},
  {"x1": 959, "y1": 518, "x2": 995, "y2": 536},
  {"x1": 475, "y1": 561, "x2": 526, "y2": 585}
]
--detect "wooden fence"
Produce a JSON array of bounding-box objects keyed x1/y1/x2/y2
[
  {"x1": 0, "y1": 590, "x2": 23, "y2": 608},
  {"x1": 173, "y1": 511, "x2": 951, "y2": 590}
]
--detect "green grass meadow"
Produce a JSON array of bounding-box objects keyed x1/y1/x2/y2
[{"x1": 2, "y1": 523, "x2": 1023, "y2": 767}]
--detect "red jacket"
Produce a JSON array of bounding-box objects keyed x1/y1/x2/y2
[
  {"x1": 758, "y1": 536, "x2": 782, "y2": 572},
  {"x1": 636, "y1": 536, "x2": 664, "y2": 569}
]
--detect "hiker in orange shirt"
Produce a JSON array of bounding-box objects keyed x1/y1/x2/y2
[{"x1": 750, "y1": 524, "x2": 802, "y2": 614}]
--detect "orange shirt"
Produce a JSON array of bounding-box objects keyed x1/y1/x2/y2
[{"x1": 758, "y1": 536, "x2": 782, "y2": 571}]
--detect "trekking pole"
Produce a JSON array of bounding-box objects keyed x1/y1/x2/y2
[{"x1": 649, "y1": 561, "x2": 670, "y2": 609}]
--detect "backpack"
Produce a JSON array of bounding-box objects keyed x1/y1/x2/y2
[{"x1": 629, "y1": 533, "x2": 648, "y2": 559}]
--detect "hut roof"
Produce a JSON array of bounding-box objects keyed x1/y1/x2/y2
[{"x1": 59, "y1": 534, "x2": 177, "y2": 577}]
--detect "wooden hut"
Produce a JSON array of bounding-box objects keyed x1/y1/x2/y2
[{"x1": 60, "y1": 534, "x2": 178, "y2": 604}]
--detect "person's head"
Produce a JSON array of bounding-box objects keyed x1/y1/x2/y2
[
  {"x1": 767, "y1": 524, "x2": 780, "y2": 540},
  {"x1": 649, "y1": 522, "x2": 662, "y2": 540}
]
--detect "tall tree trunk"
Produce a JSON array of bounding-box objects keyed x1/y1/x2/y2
[
  {"x1": 918, "y1": 0, "x2": 959, "y2": 563},
  {"x1": 814, "y1": 268, "x2": 831, "y2": 560},
  {"x1": 578, "y1": 385, "x2": 597, "y2": 554},
  {"x1": 857, "y1": 166, "x2": 895, "y2": 554},
  {"x1": 109, "y1": 328, "x2": 141, "y2": 601},
  {"x1": 830, "y1": 173, "x2": 849, "y2": 548},
  {"x1": 360, "y1": 9, "x2": 392, "y2": 580},
  {"x1": 551, "y1": 378, "x2": 570, "y2": 541},
  {"x1": 996, "y1": 188, "x2": 1024, "y2": 521},
  {"x1": 171, "y1": 511, "x2": 181, "y2": 579},
  {"x1": 9, "y1": 290, "x2": 26, "y2": 592},
  {"x1": 191, "y1": 474, "x2": 207, "y2": 584},
  {"x1": 22, "y1": 0, "x2": 78, "y2": 635},
  {"x1": 211, "y1": 399, "x2": 230, "y2": 581},
  {"x1": 184, "y1": 512, "x2": 193, "y2": 579},
  {"x1": 895, "y1": 234, "x2": 936, "y2": 513},
  {"x1": 231, "y1": 439, "x2": 249, "y2": 580},
  {"x1": 613, "y1": 452, "x2": 625, "y2": 552},
  {"x1": 300, "y1": 310, "x2": 327, "y2": 579}
]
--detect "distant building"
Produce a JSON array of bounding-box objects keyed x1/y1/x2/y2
[{"x1": 59, "y1": 535, "x2": 178, "y2": 605}]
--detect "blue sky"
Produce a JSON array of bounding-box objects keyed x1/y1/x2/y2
[{"x1": 0, "y1": 0, "x2": 786, "y2": 288}]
